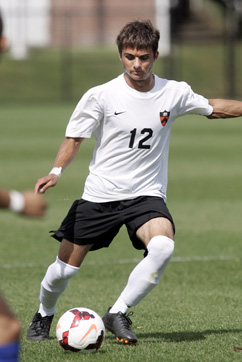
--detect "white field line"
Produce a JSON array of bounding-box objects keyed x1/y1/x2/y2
[{"x1": 0, "y1": 255, "x2": 239, "y2": 269}]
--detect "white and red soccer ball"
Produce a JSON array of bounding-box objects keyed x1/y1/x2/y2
[{"x1": 56, "y1": 307, "x2": 105, "y2": 353}]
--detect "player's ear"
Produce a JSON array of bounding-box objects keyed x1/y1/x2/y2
[
  {"x1": 118, "y1": 51, "x2": 122, "y2": 61},
  {"x1": 154, "y1": 51, "x2": 159, "y2": 61}
]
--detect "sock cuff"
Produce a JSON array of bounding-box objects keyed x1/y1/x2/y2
[
  {"x1": 56, "y1": 256, "x2": 80, "y2": 271},
  {"x1": 147, "y1": 235, "x2": 174, "y2": 252}
]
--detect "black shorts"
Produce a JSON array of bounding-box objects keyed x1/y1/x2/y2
[{"x1": 51, "y1": 196, "x2": 175, "y2": 251}]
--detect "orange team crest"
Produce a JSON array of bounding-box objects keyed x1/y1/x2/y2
[{"x1": 160, "y1": 111, "x2": 170, "y2": 126}]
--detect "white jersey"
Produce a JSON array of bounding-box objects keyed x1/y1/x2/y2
[{"x1": 66, "y1": 74, "x2": 213, "y2": 202}]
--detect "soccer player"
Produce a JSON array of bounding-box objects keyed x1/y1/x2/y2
[
  {"x1": 0, "y1": 11, "x2": 47, "y2": 361},
  {"x1": 27, "y1": 19, "x2": 242, "y2": 344}
]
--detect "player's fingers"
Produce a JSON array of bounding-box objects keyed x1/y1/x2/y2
[
  {"x1": 35, "y1": 177, "x2": 48, "y2": 194},
  {"x1": 39, "y1": 176, "x2": 58, "y2": 193},
  {"x1": 35, "y1": 182, "x2": 42, "y2": 194},
  {"x1": 38, "y1": 181, "x2": 52, "y2": 193},
  {"x1": 35, "y1": 182, "x2": 47, "y2": 194},
  {"x1": 39, "y1": 183, "x2": 49, "y2": 194},
  {"x1": 35, "y1": 176, "x2": 53, "y2": 194}
]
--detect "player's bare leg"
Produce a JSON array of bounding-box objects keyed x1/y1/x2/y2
[{"x1": 136, "y1": 217, "x2": 174, "y2": 243}]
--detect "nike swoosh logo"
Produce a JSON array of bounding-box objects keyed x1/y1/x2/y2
[
  {"x1": 114, "y1": 111, "x2": 126, "y2": 115},
  {"x1": 80, "y1": 324, "x2": 97, "y2": 341}
]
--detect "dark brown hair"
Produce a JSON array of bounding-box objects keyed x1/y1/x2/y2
[{"x1": 116, "y1": 19, "x2": 160, "y2": 57}]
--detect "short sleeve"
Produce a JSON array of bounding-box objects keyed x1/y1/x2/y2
[
  {"x1": 65, "y1": 89, "x2": 103, "y2": 138},
  {"x1": 178, "y1": 82, "x2": 213, "y2": 117}
]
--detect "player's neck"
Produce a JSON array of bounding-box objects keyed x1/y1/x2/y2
[{"x1": 124, "y1": 73, "x2": 155, "y2": 92}]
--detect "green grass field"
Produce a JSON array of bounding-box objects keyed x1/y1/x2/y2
[{"x1": 1, "y1": 103, "x2": 242, "y2": 362}]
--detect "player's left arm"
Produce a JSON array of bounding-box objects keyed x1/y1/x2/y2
[{"x1": 207, "y1": 99, "x2": 242, "y2": 119}]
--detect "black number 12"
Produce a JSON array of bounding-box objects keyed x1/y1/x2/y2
[{"x1": 129, "y1": 128, "x2": 153, "y2": 149}]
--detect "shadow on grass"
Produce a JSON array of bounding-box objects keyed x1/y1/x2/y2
[{"x1": 136, "y1": 329, "x2": 242, "y2": 343}]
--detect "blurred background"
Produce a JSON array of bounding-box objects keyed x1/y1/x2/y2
[{"x1": 0, "y1": 0, "x2": 242, "y2": 102}]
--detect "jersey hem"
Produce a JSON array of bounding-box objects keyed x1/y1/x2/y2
[{"x1": 81, "y1": 192, "x2": 167, "y2": 203}]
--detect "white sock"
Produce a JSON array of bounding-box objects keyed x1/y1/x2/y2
[
  {"x1": 38, "y1": 257, "x2": 79, "y2": 317},
  {"x1": 110, "y1": 235, "x2": 174, "y2": 314}
]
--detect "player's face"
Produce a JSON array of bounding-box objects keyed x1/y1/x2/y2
[{"x1": 119, "y1": 47, "x2": 158, "y2": 83}]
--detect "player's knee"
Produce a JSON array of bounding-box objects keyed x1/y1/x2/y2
[
  {"x1": 54, "y1": 257, "x2": 80, "y2": 280},
  {"x1": 147, "y1": 235, "x2": 174, "y2": 264},
  {"x1": 42, "y1": 257, "x2": 79, "y2": 291}
]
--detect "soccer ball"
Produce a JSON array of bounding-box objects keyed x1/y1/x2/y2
[{"x1": 56, "y1": 307, "x2": 105, "y2": 353}]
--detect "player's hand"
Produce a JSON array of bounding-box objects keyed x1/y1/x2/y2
[
  {"x1": 21, "y1": 191, "x2": 47, "y2": 217},
  {"x1": 35, "y1": 174, "x2": 59, "y2": 194}
]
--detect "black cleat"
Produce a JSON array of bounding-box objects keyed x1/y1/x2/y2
[
  {"x1": 102, "y1": 308, "x2": 137, "y2": 344},
  {"x1": 27, "y1": 312, "x2": 54, "y2": 341}
]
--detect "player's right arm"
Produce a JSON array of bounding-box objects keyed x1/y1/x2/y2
[{"x1": 35, "y1": 137, "x2": 84, "y2": 194}]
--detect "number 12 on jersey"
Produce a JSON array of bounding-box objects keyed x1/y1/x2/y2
[{"x1": 128, "y1": 128, "x2": 153, "y2": 149}]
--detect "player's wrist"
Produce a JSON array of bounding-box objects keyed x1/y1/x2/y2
[
  {"x1": 9, "y1": 190, "x2": 25, "y2": 213},
  {"x1": 49, "y1": 167, "x2": 62, "y2": 179}
]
